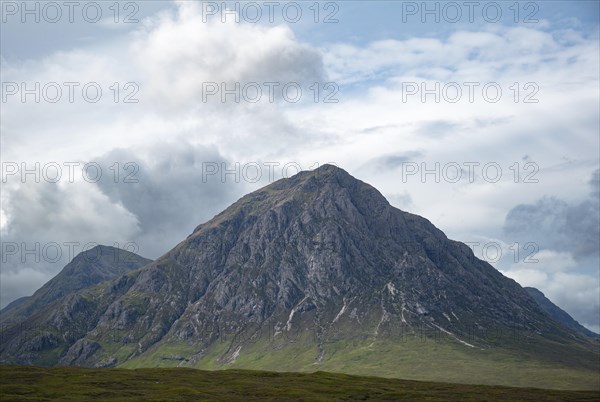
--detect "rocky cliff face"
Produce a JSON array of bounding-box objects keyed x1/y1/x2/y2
[
  {"x1": 0, "y1": 245, "x2": 151, "y2": 324},
  {"x1": 0, "y1": 165, "x2": 597, "y2": 377}
]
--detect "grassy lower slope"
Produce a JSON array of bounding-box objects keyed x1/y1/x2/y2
[
  {"x1": 118, "y1": 335, "x2": 600, "y2": 391},
  {"x1": 1, "y1": 365, "x2": 599, "y2": 401}
]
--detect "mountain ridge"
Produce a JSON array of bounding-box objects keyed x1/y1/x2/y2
[
  {"x1": 525, "y1": 286, "x2": 599, "y2": 338},
  {"x1": 1, "y1": 165, "x2": 598, "y2": 389},
  {"x1": 0, "y1": 245, "x2": 151, "y2": 324}
]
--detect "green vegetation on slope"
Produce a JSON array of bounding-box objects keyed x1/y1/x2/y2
[
  {"x1": 118, "y1": 334, "x2": 600, "y2": 391},
  {"x1": 1, "y1": 365, "x2": 599, "y2": 401}
]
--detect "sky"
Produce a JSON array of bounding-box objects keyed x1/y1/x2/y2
[{"x1": 0, "y1": 0, "x2": 599, "y2": 333}]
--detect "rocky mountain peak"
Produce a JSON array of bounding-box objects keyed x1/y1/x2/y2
[
  {"x1": 1, "y1": 166, "x2": 597, "y2": 381},
  {"x1": 191, "y1": 164, "x2": 389, "y2": 237},
  {"x1": 0, "y1": 245, "x2": 150, "y2": 324}
]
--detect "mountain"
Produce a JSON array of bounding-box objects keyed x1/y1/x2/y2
[
  {"x1": 0, "y1": 245, "x2": 151, "y2": 324},
  {"x1": 1, "y1": 165, "x2": 598, "y2": 389},
  {"x1": 525, "y1": 287, "x2": 599, "y2": 338}
]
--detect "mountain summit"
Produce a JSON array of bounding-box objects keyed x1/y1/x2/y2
[
  {"x1": 0, "y1": 245, "x2": 150, "y2": 324},
  {"x1": 1, "y1": 165, "x2": 598, "y2": 388}
]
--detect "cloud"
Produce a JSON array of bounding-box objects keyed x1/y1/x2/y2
[
  {"x1": 0, "y1": 1, "x2": 329, "y2": 165},
  {"x1": 0, "y1": 268, "x2": 49, "y2": 310},
  {"x1": 1, "y1": 180, "x2": 140, "y2": 249},
  {"x1": 321, "y1": 26, "x2": 586, "y2": 85},
  {"x1": 545, "y1": 272, "x2": 600, "y2": 333},
  {"x1": 501, "y1": 269, "x2": 549, "y2": 289},
  {"x1": 360, "y1": 151, "x2": 424, "y2": 172},
  {"x1": 414, "y1": 120, "x2": 460, "y2": 138},
  {"x1": 503, "y1": 169, "x2": 600, "y2": 260},
  {"x1": 502, "y1": 266, "x2": 599, "y2": 333},
  {"x1": 500, "y1": 169, "x2": 600, "y2": 332},
  {"x1": 0, "y1": 178, "x2": 141, "y2": 307},
  {"x1": 0, "y1": 1, "x2": 330, "y2": 308},
  {"x1": 94, "y1": 142, "x2": 249, "y2": 256},
  {"x1": 510, "y1": 250, "x2": 578, "y2": 273},
  {"x1": 131, "y1": 1, "x2": 326, "y2": 110},
  {"x1": 0, "y1": 142, "x2": 258, "y2": 308}
]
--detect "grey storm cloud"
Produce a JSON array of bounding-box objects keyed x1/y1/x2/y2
[
  {"x1": 0, "y1": 179, "x2": 140, "y2": 308},
  {"x1": 501, "y1": 169, "x2": 599, "y2": 332},
  {"x1": 0, "y1": 143, "x2": 249, "y2": 308},
  {"x1": 503, "y1": 168, "x2": 600, "y2": 259},
  {"x1": 95, "y1": 143, "x2": 252, "y2": 258}
]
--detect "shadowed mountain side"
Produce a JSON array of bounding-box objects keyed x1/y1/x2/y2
[
  {"x1": 0, "y1": 245, "x2": 151, "y2": 324},
  {"x1": 525, "y1": 287, "x2": 599, "y2": 338}
]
